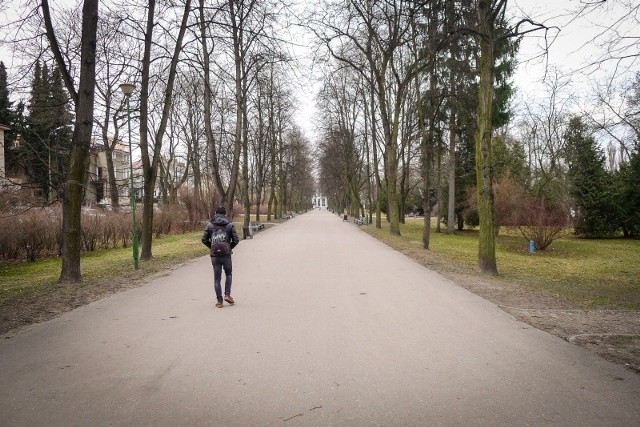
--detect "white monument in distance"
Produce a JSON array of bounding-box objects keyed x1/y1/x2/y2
[{"x1": 312, "y1": 194, "x2": 327, "y2": 209}]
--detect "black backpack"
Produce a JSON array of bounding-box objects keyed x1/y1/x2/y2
[{"x1": 210, "y1": 223, "x2": 231, "y2": 257}]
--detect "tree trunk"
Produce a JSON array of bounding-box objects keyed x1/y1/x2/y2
[
  {"x1": 242, "y1": 83, "x2": 250, "y2": 228},
  {"x1": 53, "y1": 0, "x2": 99, "y2": 283},
  {"x1": 475, "y1": 1, "x2": 498, "y2": 275},
  {"x1": 436, "y1": 144, "x2": 442, "y2": 233},
  {"x1": 370, "y1": 72, "x2": 382, "y2": 229},
  {"x1": 105, "y1": 145, "x2": 119, "y2": 209},
  {"x1": 447, "y1": 108, "x2": 456, "y2": 234},
  {"x1": 227, "y1": 0, "x2": 244, "y2": 219},
  {"x1": 102, "y1": 98, "x2": 120, "y2": 210}
]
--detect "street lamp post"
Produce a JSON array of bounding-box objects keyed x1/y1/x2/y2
[{"x1": 119, "y1": 82, "x2": 139, "y2": 270}]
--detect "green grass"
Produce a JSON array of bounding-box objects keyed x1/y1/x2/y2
[
  {"x1": 364, "y1": 218, "x2": 640, "y2": 310},
  {"x1": 0, "y1": 231, "x2": 207, "y2": 305}
]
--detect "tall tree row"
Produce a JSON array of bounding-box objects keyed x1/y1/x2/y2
[
  {"x1": 1, "y1": 0, "x2": 313, "y2": 282},
  {"x1": 312, "y1": 0, "x2": 525, "y2": 273}
]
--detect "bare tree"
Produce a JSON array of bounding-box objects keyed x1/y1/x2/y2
[
  {"x1": 317, "y1": 67, "x2": 367, "y2": 217},
  {"x1": 311, "y1": 0, "x2": 434, "y2": 236},
  {"x1": 93, "y1": 9, "x2": 139, "y2": 210},
  {"x1": 40, "y1": 0, "x2": 99, "y2": 282},
  {"x1": 136, "y1": 0, "x2": 191, "y2": 261}
]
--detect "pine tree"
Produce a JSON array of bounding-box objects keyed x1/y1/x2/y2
[
  {"x1": 614, "y1": 145, "x2": 640, "y2": 237},
  {"x1": 22, "y1": 61, "x2": 51, "y2": 198},
  {"x1": 19, "y1": 61, "x2": 73, "y2": 201},
  {"x1": 47, "y1": 65, "x2": 73, "y2": 199},
  {"x1": 0, "y1": 61, "x2": 13, "y2": 127},
  {"x1": 564, "y1": 116, "x2": 618, "y2": 237}
]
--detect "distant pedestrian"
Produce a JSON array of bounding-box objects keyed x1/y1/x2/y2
[{"x1": 202, "y1": 206, "x2": 240, "y2": 308}]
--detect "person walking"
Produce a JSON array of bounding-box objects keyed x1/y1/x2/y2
[{"x1": 202, "y1": 206, "x2": 240, "y2": 308}]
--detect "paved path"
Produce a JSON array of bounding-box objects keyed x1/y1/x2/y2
[{"x1": 1, "y1": 210, "x2": 639, "y2": 426}]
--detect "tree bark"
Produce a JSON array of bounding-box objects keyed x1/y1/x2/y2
[
  {"x1": 227, "y1": 0, "x2": 244, "y2": 218},
  {"x1": 475, "y1": 0, "x2": 499, "y2": 275},
  {"x1": 447, "y1": 108, "x2": 456, "y2": 234},
  {"x1": 44, "y1": 0, "x2": 99, "y2": 283}
]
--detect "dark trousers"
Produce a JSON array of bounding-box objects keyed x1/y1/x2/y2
[{"x1": 211, "y1": 255, "x2": 232, "y2": 302}]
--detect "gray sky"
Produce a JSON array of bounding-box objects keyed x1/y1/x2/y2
[
  {"x1": 1, "y1": 0, "x2": 634, "y2": 139},
  {"x1": 512, "y1": 0, "x2": 635, "y2": 94}
]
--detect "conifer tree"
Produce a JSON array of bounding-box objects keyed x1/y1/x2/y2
[
  {"x1": 564, "y1": 116, "x2": 618, "y2": 237},
  {"x1": 0, "y1": 61, "x2": 13, "y2": 127},
  {"x1": 23, "y1": 61, "x2": 51, "y2": 198},
  {"x1": 20, "y1": 62, "x2": 73, "y2": 201}
]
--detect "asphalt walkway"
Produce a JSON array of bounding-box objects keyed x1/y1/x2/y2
[{"x1": 1, "y1": 209, "x2": 639, "y2": 426}]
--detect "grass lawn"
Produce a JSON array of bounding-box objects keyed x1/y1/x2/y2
[
  {"x1": 0, "y1": 231, "x2": 207, "y2": 305},
  {"x1": 364, "y1": 218, "x2": 640, "y2": 310}
]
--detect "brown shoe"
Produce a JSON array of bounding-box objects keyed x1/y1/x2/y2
[
  {"x1": 215, "y1": 301, "x2": 223, "y2": 308},
  {"x1": 224, "y1": 295, "x2": 235, "y2": 305}
]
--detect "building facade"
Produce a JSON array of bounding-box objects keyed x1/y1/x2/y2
[
  {"x1": 312, "y1": 194, "x2": 328, "y2": 209},
  {"x1": 85, "y1": 140, "x2": 135, "y2": 207}
]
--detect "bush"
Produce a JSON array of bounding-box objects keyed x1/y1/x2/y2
[
  {"x1": 19, "y1": 209, "x2": 56, "y2": 262},
  {"x1": 0, "y1": 203, "x2": 196, "y2": 263},
  {"x1": 517, "y1": 198, "x2": 569, "y2": 251},
  {"x1": 154, "y1": 204, "x2": 183, "y2": 237},
  {"x1": 0, "y1": 216, "x2": 22, "y2": 260},
  {"x1": 81, "y1": 211, "x2": 104, "y2": 252}
]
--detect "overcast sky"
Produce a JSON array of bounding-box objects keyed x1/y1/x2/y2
[
  {"x1": 512, "y1": 0, "x2": 635, "y2": 94},
  {"x1": 1, "y1": 1, "x2": 634, "y2": 140}
]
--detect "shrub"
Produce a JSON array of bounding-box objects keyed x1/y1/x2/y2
[
  {"x1": 517, "y1": 197, "x2": 569, "y2": 251},
  {"x1": 116, "y1": 214, "x2": 133, "y2": 248},
  {"x1": 0, "y1": 216, "x2": 22, "y2": 260},
  {"x1": 81, "y1": 211, "x2": 104, "y2": 251},
  {"x1": 20, "y1": 209, "x2": 55, "y2": 262},
  {"x1": 0, "y1": 202, "x2": 198, "y2": 263},
  {"x1": 154, "y1": 204, "x2": 179, "y2": 237}
]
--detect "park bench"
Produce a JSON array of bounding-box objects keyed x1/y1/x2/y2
[
  {"x1": 243, "y1": 221, "x2": 264, "y2": 239},
  {"x1": 354, "y1": 217, "x2": 367, "y2": 225}
]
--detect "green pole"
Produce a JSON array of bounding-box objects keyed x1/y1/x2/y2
[{"x1": 125, "y1": 94, "x2": 139, "y2": 270}]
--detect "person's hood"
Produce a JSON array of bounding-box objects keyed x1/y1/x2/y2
[{"x1": 212, "y1": 213, "x2": 229, "y2": 225}]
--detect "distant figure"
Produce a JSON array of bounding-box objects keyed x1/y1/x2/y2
[{"x1": 202, "y1": 206, "x2": 240, "y2": 308}]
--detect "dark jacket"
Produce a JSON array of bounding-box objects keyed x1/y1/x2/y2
[{"x1": 201, "y1": 214, "x2": 240, "y2": 253}]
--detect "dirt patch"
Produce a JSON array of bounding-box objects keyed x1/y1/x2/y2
[
  {"x1": 389, "y1": 240, "x2": 640, "y2": 374},
  {"x1": 0, "y1": 261, "x2": 190, "y2": 337},
  {"x1": 1, "y1": 224, "x2": 277, "y2": 337}
]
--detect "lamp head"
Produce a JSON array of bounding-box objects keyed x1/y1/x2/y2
[{"x1": 119, "y1": 82, "x2": 136, "y2": 96}]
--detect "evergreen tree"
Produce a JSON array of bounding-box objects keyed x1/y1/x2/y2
[
  {"x1": 4, "y1": 101, "x2": 27, "y2": 178},
  {"x1": 0, "y1": 60, "x2": 18, "y2": 176},
  {"x1": 614, "y1": 145, "x2": 640, "y2": 237},
  {"x1": 564, "y1": 116, "x2": 618, "y2": 237},
  {"x1": 47, "y1": 65, "x2": 74, "y2": 199},
  {"x1": 22, "y1": 61, "x2": 51, "y2": 198},
  {"x1": 0, "y1": 61, "x2": 14, "y2": 127},
  {"x1": 20, "y1": 62, "x2": 73, "y2": 201},
  {"x1": 441, "y1": 2, "x2": 518, "y2": 233},
  {"x1": 614, "y1": 74, "x2": 640, "y2": 236}
]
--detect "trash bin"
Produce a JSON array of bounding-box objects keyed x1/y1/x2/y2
[
  {"x1": 343, "y1": 214, "x2": 348, "y2": 221},
  {"x1": 529, "y1": 240, "x2": 535, "y2": 254},
  {"x1": 243, "y1": 225, "x2": 253, "y2": 239}
]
